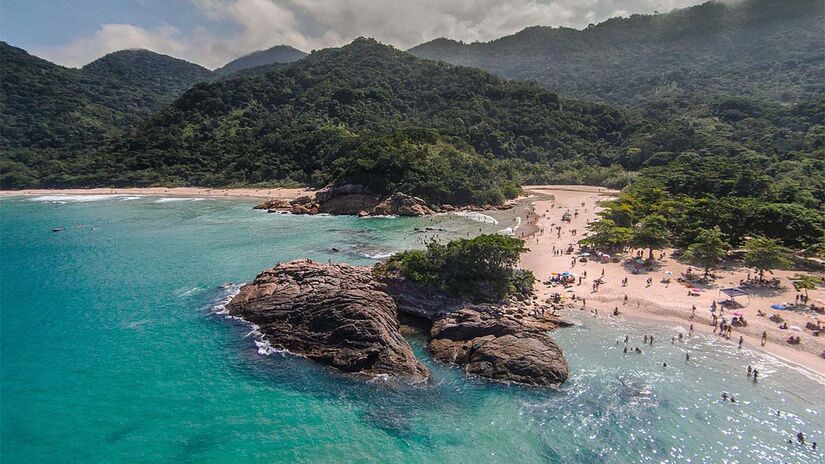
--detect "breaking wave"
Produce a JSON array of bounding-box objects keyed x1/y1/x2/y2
[{"x1": 450, "y1": 211, "x2": 499, "y2": 224}]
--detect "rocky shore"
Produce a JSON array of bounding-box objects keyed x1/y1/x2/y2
[
  {"x1": 253, "y1": 184, "x2": 515, "y2": 217},
  {"x1": 227, "y1": 259, "x2": 570, "y2": 387}
]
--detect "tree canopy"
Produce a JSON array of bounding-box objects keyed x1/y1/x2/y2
[{"x1": 382, "y1": 234, "x2": 532, "y2": 301}]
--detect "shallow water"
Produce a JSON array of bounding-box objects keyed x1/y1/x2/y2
[{"x1": 1, "y1": 195, "x2": 823, "y2": 463}]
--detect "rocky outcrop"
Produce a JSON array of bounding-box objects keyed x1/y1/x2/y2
[
  {"x1": 428, "y1": 309, "x2": 568, "y2": 387},
  {"x1": 227, "y1": 260, "x2": 568, "y2": 387},
  {"x1": 226, "y1": 260, "x2": 429, "y2": 382},
  {"x1": 253, "y1": 198, "x2": 291, "y2": 211},
  {"x1": 253, "y1": 185, "x2": 514, "y2": 216},
  {"x1": 372, "y1": 193, "x2": 435, "y2": 216},
  {"x1": 317, "y1": 193, "x2": 382, "y2": 215}
]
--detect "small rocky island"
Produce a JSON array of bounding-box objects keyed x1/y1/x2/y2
[
  {"x1": 254, "y1": 184, "x2": 515, "y2": 216},
  {"x1": 227, "y1": 235, "x2": 571, "y2": 387}
]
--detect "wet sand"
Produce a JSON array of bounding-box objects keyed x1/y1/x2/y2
[{"x1": 519, "y1": 185, "x2": 825, "y2": 376}]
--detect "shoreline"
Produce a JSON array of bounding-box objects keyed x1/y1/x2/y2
[
  {"x1": 519, "y1": 185, "x2": 825, "y2": 377},
  {"x1": 0, "y1": 187, "x2": 309, "y2": 200}
]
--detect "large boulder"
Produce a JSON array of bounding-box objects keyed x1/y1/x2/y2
[
  {"x1": 226, "y1": 260, "x2": 429, "y2": 382},
  {"x1": 253, "y1": 198, "x2": 291, "y2": 210},
  {"x1": 317, "y1": 193, "x2": 382, "y2": 215},
  {"x1": 315, "y1": 184, "x2": 370, "y2": 203},
  {"x1": 372, "y1": 193, "x2": 435, "y2": 216},
  {"x1": 428, "y1": 308, "x2": 568, "y2": 387}
]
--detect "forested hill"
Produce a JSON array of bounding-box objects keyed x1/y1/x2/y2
[
  {"x1": 409, "y1": 0, "x2": 823, "y2": 106},
  {"x1": 82, "y1": 49, "x2": 212, "y2": 106},
  {"x1": 214, "y1": 45, "x2": 307, "y2": 76},
  {"x1": 0, "y1": 42, "x2": 212, "y2": 151},
  {"x1": 110, "y1": 38, "x2": 643, "y2": 202}
]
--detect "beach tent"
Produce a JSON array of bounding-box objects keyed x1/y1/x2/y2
[{"x1": 720, "y1": 287, "x2": 750, "y2": 307}]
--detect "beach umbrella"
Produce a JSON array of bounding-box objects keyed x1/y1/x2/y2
[
  {"x1": 692, "y1": 288, "x2": 703, "y2": 293},
  {"x1": 580, "y1": 252, "x2": 591, "y2": 257},
  {"x1": 770, "y1": 304, "x2": 787, "y2": 310},
  {"x1": 733, "y1": 311, "x2": 744, "y2": 317},
  {"x1": 789, "y1": 326, "x2": 802, "y2": 332},
  {"x1": 664, "y1": 271, "x2": 673, "y2": 275}
]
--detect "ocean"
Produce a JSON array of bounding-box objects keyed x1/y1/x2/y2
[{"x1": 1, "y1": 195, "x2": 823, "y2": 463}]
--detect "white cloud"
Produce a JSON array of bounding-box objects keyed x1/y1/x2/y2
[{"x1": 33, "y1": 0, "x2": 706, "y2": 69}]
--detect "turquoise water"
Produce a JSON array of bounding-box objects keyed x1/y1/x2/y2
[{"x1": 1, "y1": 195, "x2": 823, "y2": 463}]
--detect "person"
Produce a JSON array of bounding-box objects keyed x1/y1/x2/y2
[
  {"x1": 650, "y1": 335, "x2": 654, "y2": 345},
  {"x1": 624, "y1": 335, "x2": 629, "y2": 343},
  {"x1": 813, "y1": 442, "x2": 817, "y2": 450},
  {"x1": 689, "y1": 324, "x2": 694, "y2": 336},
  {"x1": 624, "y1": 294, "x2": 628, "y2": 304},
  {"x1": 613, "y1": 307, "x2": 619, "y2": 316},
  {"x1": 797, "y1": 432, "x2": 805, "y2": 445},
  {"x1": 644, "y1": 335, "x2": 649, "y2": 344},
  {"x1": 623, "y1": 346, "x2": 628, "y2": 354},
  {"x1": 686, "y1": 352, "x2": 690, "y2": 362},
  {"x1": 663, "y1": 362, "x2": 668, "y2": 368},
  {"x1": 738, "y1": 336, "x2": 743, "y2": 349},
  {"x1": 761, "y1": 331, "x2": 767, "y2": 346},
  {"x1": 690, "y1": 305, "x2": 696, "y2": 319},
  {"x1": 722, "y1": 392, "x2": 728, "y2": 400},
  {"x1": 752, "y1": 369, "x2": 759, "y2": 380},
  {"x1": 635, "y1": 347, "x2": 642, "y2": 354}
]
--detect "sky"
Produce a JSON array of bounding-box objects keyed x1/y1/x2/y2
[{"x1": 1, "y1": 0, "x2": 707, "y2": 69}]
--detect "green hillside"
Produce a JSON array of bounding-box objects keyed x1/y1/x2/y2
[{"x1": 410, "y1": 0, "x2": 823, "y2": 106}]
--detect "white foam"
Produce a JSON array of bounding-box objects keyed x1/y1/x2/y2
[
  {"x1": 360, "y1": 215, "x2": 397, "y2": 219},
  {"x1": 361, "y1": 251, "x2": 394, "y2": 260},
  {"x1": 206, "y1": 283, "x2": 290, "y2": 357},
  {"x1": 498, "y1": 216, "x2": 522, "y2": 235},
  {"x1": 175, "y1": 287, "x2": 202, "y2": 297},
  {"x1": 451, "y1": 211, "x2": 499, "y2": 224},
  {"x1": 154, "y1": 197, "x2": 205, "y2": 203},
  {"x1": 119, "y1": 196, "x2": 142, "y2": 201},
  {"x1": 29, "y1": 194, "x2": 126, "y2": 203}
]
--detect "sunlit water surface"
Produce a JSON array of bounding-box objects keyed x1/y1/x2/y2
[{"x1": 1, "y1": 195, "x2": 822, "y2": 463}]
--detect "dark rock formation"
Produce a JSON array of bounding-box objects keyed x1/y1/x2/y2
[
  {"x1": 317, "y1": 193, "x2": 381, "y2": 215},
  {"x1": 428, "y1": 308, "x2": 568, "y2": 387},
  {"x1": 372, "y1": 193, "x2": 435, "y2": 216},
  {"x1": 253, "y1": 198, "x2": 291, "y2": 210},
  {"x1": 227, "y1": 260, "x2": 569, "y2": 387},
  {"x1": 226, "y1": 260, "x2": 429, "y2": 382},
  {"x1": 252, "y1": 185, "x2": 513, "y2": 216}
]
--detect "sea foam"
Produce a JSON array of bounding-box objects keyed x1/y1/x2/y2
[
  {"x1": 207, "y1": 283, "x2": 290, "y2": 356},
  {"x1": 29, "y1": 194, "x2": 127, "y2": 203},
  {"x1": 450, "y1": 211, "x2": 499, "y2": 224}
]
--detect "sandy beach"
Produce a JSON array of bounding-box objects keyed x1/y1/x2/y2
[
  {"x1": 519, "y1": 185, "x2": 825, "y2": 376},
  {"x1": 0, "y1": 187, "x2": 312, "y2": 201}
]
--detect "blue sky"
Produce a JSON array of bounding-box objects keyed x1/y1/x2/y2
[{"x1": 1, "y1": 0, "x2": 705, "y2": 69}]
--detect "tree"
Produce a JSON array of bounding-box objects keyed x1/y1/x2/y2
[
  {"x1": 789, "y1": 274, "x2": 822, "y2": 298},
  {"x1": 681, "y1": 226, "x2": 729, "y2": 279},
  {"x1": 632, "y1": 214, "x2": 670, "y2": 260},
  {"x1": 385, "y1": 234, "x2": 529, "y2": 301},
  {"x1": 580, "y1": 219, "x2": 633, "y2": 253},
  {"x1": 743, "y1": 236, "x2": 792, "y2": 281}
]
